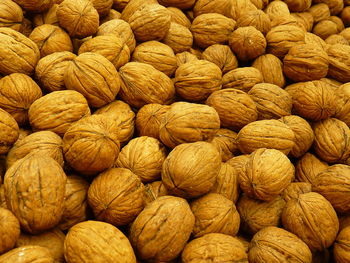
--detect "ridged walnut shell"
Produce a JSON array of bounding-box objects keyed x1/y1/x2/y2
[
  {"x1": 0, "y1": 108, "x2": 19, "y2": 155},
  {"x1": 120, "y1": 0, "x2": 157, "y2": 21},
  {"x1": 90, "y1": 0, "x2": 112, "y2": 17},
  {"x1": 313, "y1": 20, "x2": 338, "y2": 40},
  {"x1": 335, "y1": 83, "x2": 350, "y2": 126},
  {"x1": 295, "y1": 153, "x2": 328, "y2": 184},
  {"x1": 327, "y1": 44, "x2": 350, "y2": 82},
  {"x1": 334, "y1": 226, "x2": 350, "y2": 263},
  {"x1": 282, "y1": 182, "x2": 312, "y2": 202},
  {"x1": 248, "y1": 226, "x2": 312, "y2": 263},
  {"x1": 13, "y1": 0, "x2": 53, "y2": 12},
  {"x1": 163, "y1": 22, "x2": 193, "y2": 54},
  {"x1": 209, "y1": 129, "x2": 238, "y2": 162},
  {"x1": 193, "y1": 0, "x2": 234, "y2": 18},
  {"x1": 144, "y1": 181, "x2": 168, "y2": 204},
  {"x1": 0, "y1": 246, "x2": 54, "y2": 263},
  {"x1": 158, "y1": 0, "x2": 195, "y2": 9},
  {"x1": 33, "y1": 4, "x2": 59, "y2": 27},
  {"x1": 202, "y1": 44, "x2": 238, "y2": 74},
  {"x1": 88, "y1": 168, "x2": 145, "y2": 226},
  {"x1": 236, "y1": 10, "x2": 271, "y2": 35},
  {"x1": 291, "y1": 12, "x2": 314, "y2": 32},
  {"x1": 167, "y1": 7, "x2": 191, "y2": 28},
  {"x1": 162, "y1": 142, "x2": 221, "y2": 199},
  {"x1": 0, "y1": 207, "x2": 20, "y2": 254},
  {"x1": 222, "y1": 67, "x2": 263, "y2": 92},
  {"x1": 130, "y1": 196, "x2": 194, "y2": 262},
  {"x1": 252, "y1": 54, "x2": 285, "y2": 88},
  {"x1": 240, "y1": 148, "x2": 295, "y2": 201},
  {"x1": 282, "y1": 192, "x2": 339, "y2": 251},
  {"x1": 0, "y1": 0, "x2": 23, "y2": 31},
  {"x1": 64, "y1": 221, "x2": 136, "y2": 263},
  {"x1": 176, "y1": 51, "x2": 198, "y2": 66},
  {"x1": 4, "y1": 154, "x2": 67, "y2": 234}
]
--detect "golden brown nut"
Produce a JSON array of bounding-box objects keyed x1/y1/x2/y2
[
  {"x1": 4, "y1": 154, "x2": 66, "y2": 234},
  {"x1": 335, "y1": 83, "x2": 350, "y2": 126},
  {"x1": 13, "y1": 0, "x2": 53, "y2": 12},
  {"x1": 28, "y1": 90, "x2": 90, "y2": 136},
  {"x1": 237, "y1": 119, "x2": 295, "y2": 155},
  {"x1": 6, "y1": 131, "x2": 64, "y2": 169},
  {"x1": 252, "y1": 54, "x2": 285, "y2": 87},
  {"x1": 285, "y1": 80, "x2": 337, "y2": 121},
  {"x1": 324, "y1": 0, "x2": 344, "y2": 15},
  {"x1": 0, "y1": 73, "x2": 42, "y2": 126},
  {"x1": 64, "y1": 52, "x2": 120, "y2": 108},
  {"x1": 313, "y1": 118, "x2": 350, "y2": 163},
  {"x1": 158, "y1": 0, "x2": 195, "y2": 9},
  {"x1": 313, "y1": 20, "x2": 339, "y2": 40},
  {"x1": 282, "y1": 192, "x2": 339, "y2": 251},
  {"x1": 182, "y1": 233, "x2": 248, "y2": 263},
  {"x1": 250, "y1": 0, "x2": 268, "y2": 9},
  {"x1": 295, "y1": 153, "x2": 329, "y2": 184},
  {"x1": 119, "y1": 62, "x2": 175, "y2": 108},
  {"x1": 90, "y1": 0, "x2": 112, "y2": 17},
  {"x1": 0, "y1": 246, "x2": 54, "y2": 263},
  {"x1": 327, "y1": 44, "x2": 350, "y2": 82},
  {"x1": 159, "y1": 102, "x2": 220, "y2": 148},
  {"x1": 342, "y1": 6, "x2": 350, "y2": 27},
  {"x1": 231, "y1": 0, "x2": 258, "y2": 20},
  {"x1": 282, "y1": 182, "x2": 312, "y2": 202},
  {"x1": 283, "y1": 0, "x2": 311, "y2": 12},
  {"x1": 279, "y1": 115, "x2": 314, "y2": 158},
  {"x1": 120, "y1": 0, "x2": 157, "y2": 21},
  {"x1": 100, "y1": 9, "x2": 121, "y2": 23},
  {"x1": 0, "y1": 208, "x2": 20, "y2": 254},
  {"x1": 226, "y1": 154, "x2": 250, "y2": 178},
  {"x1": 248, "y1": 83, "x2": 292, "y2": 120},
  {"x1": 308, "y1": 3, "x2": 330, "y2": 23},
  {"x1": 174, "y1": 60, "x2": 222, "y2": 102},
  {"x1": 334, "y1": 226, "x2": 350, "y2": 262},
  {"x1": 191, "y1": 13, "x2": 236, "y2": 48},
  {"x1": 202, "y1": 44, "x2": 238, "y2": 74},
  {"x1": 63, "y1": 115, "x2": 120, "y2": 176},
  {"x1": 131, "y1": 41, "x2": 176, "y2": 76},
  {"x1": 0, "y1": 108, "x2": 19, "y2": 155},
  {"x1": 341, "y1": 28, "x2": 350, "y2": 42},
  {"x1": 325, "y1": 34, "x2": 349, "y2": 45},
  {"x1": 176, "y1": 51, "x2": 198, "y2": 66},
  {"x1": 209, "y1": 129, "x2": 238, "y2": 162},
  {"x1": 330, "y1": 15, "x2": 345, "y2": 31},
  {"x1": 19, "y1": 17, "x2": 32, "y2": 37},
  {"x1": 167, "y1": 7, "x2": 191, "y2": 28},
  {"x1": 78, "y1": 35, "x2": 129, "y2": 70},
  {"x1": 33, "y1": 4, "x2": 59, "y2": 26},
  {"x1": 264, "y1": 1, "x2": 290, "y2": 20},
  {"x1": 190, "y1": 193, "x2": 240, "y2": 237},
  {"x1": 0, "y1": 185, "x2": 6, "y2": 209},
  {"x1": 304, "y1": 32, "x2": 327, "y2": 51},
  {"x1": 163, "y1": 22, "x2": 193, "y2": 54},
  {"x1": 236, "y1": 10, "x2": 271, "y2": 35},
  {"x1": 291, "y1": 12, "x2": 314, "y2": 32},
  {"x1": 144, "y1": 181, "x2": 168, "y2": 204},
  {"x1": 248, "y1": 226, "x2": 312, "y2": 263},
  {"x1": 222, "y1": 67, "x2": 263, "y2": 92},
  {"x1": 130, "y1": 196, "x2": 194, "y2": 262},
  {"x1": 112, "y1": 0, "x2": 128, "y2": 11},
  {"x1": 162, "y1": 141, "x2": 221, "y2": 198},
  {"x1": 0, "y1": 0, "x2": 23, "y2": 31},
  {"x1": 57, "y1": 0, "x2": 99, "y2": 38},
  {"x1": 193, "y1": 0, "x2": 233, "y2": 18},
  {"x1": 64, "y1": 221, "x2": 136, "y2": 263}
]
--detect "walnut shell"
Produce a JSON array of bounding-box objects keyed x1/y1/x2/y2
[
  {"x1": 295, "y1": 153, "x2": 329, "y2": 184},
  {"x1": 248, "y1": 226, "x2": 312, "y2": 263},
  {"x1": 57, "y1": 0, "x2": 99, "y2": 38},
  {"x1": 248, "y1": 83, "x2": 292, "y2": 120},
  {"x1": 130, "y1": 196, "x2": 194, "y2": 262},
  {"x1": 279, "y1": 115, "x2": 315, "y2": 158},
  {"x1": 226, "y1": 154, "x2": 250, "y2": 180},
  {"x1": 209, "y1": 129, "x2": 238, "y2": 162},
  {"x1": 342, "y1": 6, "x2": 350, "y2": 27},
  {"x1": 144, "y1": 181, "x2": 168, "y2": 204},
  {"x1": 120, "y1": 0, "x2": 157, "y2": 20},
  {"x1": 0, "y1": 73, "x2": 42, "y2": 126},
  {"x1": 176, "y1": 51, "x2": 198, "y2": 67},
  {"x1": 163, "y1": 22, "x2": 193, "y2": 54},
  {"x1": 167, "y1": 7, "x2": 191, "y2": 28},
  {"x1": 313, "y1": 20, "x2": 339, "y2": 40},
  {"x1": 334, "y1": 226, "x2": 350, "y2": 263},
  {"x1": 202, "y1": 44, "x2": 238, "y2": 74},
  {"x1": 6, "y1": 131, "x2": 64, "y2": 169},
  {"x1": 162, "y1": 141, "x2": 221, "y2": 198},
  {"x1": 63, "y1": 115, "x2": 120, "y2": 176},
  {"x1": 174, "y1": 60, "x2": 222, "y2": 102},
  {"x1": 28, "y1": 90, "x2": 91, "y2": 136},
  {"x1": 282, "y1": 192, "x2": 339, "y2": 251},
  {"x1": 13, "y1": 0, "x2": 53, "y2": 12},
  {"x1": 250, "y1": 0, "x2": 268, "y2": 9},
  {"x1": 237, "y1": 119, "x2": 295, "y2": 155},
  {"x1": 64, "y1": 52, "x2": 121, "y2": 108},
  {"x1": 119, "y1": 62, "x2": 175, "y2": 108},
  {"x1": 285, "y1": 80, "x2": 337, "y2": 121},
  {"x1": 240, "y1": 148, "x2": 295, "y2": 201},
  {"x1": 58, "y1": 175, "x2": 89, "y2": 231},
  {"x1": 264, "y1": 1, "x2": 290, "y2": 20},
  {"x1": 231, "y1": 0, "x2": 258, "y2": 20},
  {"x1": 313, "y1": 118, "x2": 350, "y2": 163},
  {"x1": 88, "y1": 168, "x2": 145, "y2": 226},
  {"x1": 158, "y1": 0, "x2": 195, "y2": 9},
  {"x1": 190, "y1": 193, "x2": 240, "y2": 237},
  {"x1": 181, "y1": 233, "x2": 248, "y2": 263},
  {"x1": 325, "y1": 34, "x2": 349, "y2": 45},
  {"x1": 100, "y1": 9, "x2": 121, "y2": 24},
  {"x1": 131, "y1": 41, "x2": 176, "y2": 76},
  {"x1": 191, "y1": 13, "x2": 236, "y2": 48},
  {"x1": 327, "y1": 44, "x2": 350, "y2": 82},
  {"x1": 206, "y1": 88, "x2": 258, "y2": 131},
  {"x1": 0, "y1": 185, "x2": 6, "y2": 209},
  {"x1": 94, "y1": 100, "x2": 135, "y2": 143},
  {"x1": 252, "y1": 54, "x2": 285, "y2": 88},
  {"x1": 308, "y1": 3, "x2": 330, "y2": 23},
  {"x1": 291, "y1": 12, "x2": 314, "y2": 32},
  {"x1": 0, "y1": 0, "x2": 23, "y2": 31},
  {"x1": 304, "y1": 32, "x2": 327, "y2": 50},
  {"x1": 341, "y1": 28, "x2": 350, "y2": 42},
  {"x1": 330, "y1": 15, "x2": 345, "y2": 31},
  {"x1": 0, "y1": 246, "x2": 54, "y2": 263},
  {"x1": 0, "y1": 27, "x2": 40, "y2": 75},
  {"x1": 236, "y1": 10, "x2": 271, "y2": 35},
  {"x1": 335, "y1": 83, "x2": 350, "y2": 126},
  {"x1": 222, "y1": 67, "x2": 263, "y2": 92},
  {"x1": 4, "y1": 154, "x2": 66, "y2": 234},
  {"x1": 16, "y1": 228, "x2": 65, "y2": 263},
  {"x1": 90, "y1": 0, "x2": 112, "y2": 17},
  {"x1": 323, "y1": 0, "x2": 344, "y2": 15},
  {"x1": 135, "y1": 104, "x2": 170, "y2": 140},
  {"x1": 0, "y1": 208, "x2": 20, "y2": 254},
  {"x1": 0, "y1": 108, "x2": 19, "y2": 155},
  {"x1": 282, "y1": 182, "x2": 312, "y2": 202},
  {"x1": 284, "y1": 0, "x2": 312, "y2": 12},
  {"x1": 33, "y1": 4, "x2": 59, "y2": 27},
  {"x1": 64, "y1": 220, "x2": 136, "y2": 263},
  {"x1": 19, "y1": 17, "x2": 32, "y2": 37},
  {"x1": 159, "y1": 102, "x2": 220, "y2": 148}
]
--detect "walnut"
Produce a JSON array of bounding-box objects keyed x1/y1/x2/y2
[
  {"x1": 282, "y1": 192, "x2": 339, "y2": 251},
  {"x1": 0, "y1": 208, "x2": 20, "y2": 254},
  {"x1": 158, "y1": 0, "x2": 195, "y2": 9},
  {"x1": 237, "y1": 119, "x2": 295, "y2": 155},
  {"x1": 64, "y1": 221, "x2": 136, "y2": 262},
  {"x1": 167, "y1": 7, "x2": 191, "y2": 28},
  {"x1": 13, "y1": 0, "x2": 53, "y2": 12},
  {"x1": 4, "y1": 154, "x2": 66, "y2": 234},
  {"x1": 236, "y1": 10, "x2": 271, "y2": 35},
  {"x1": 313, "y1": 20, "x2": 339, "y2": 40},
  {"x1": 64, "y1": 52, "x2": 121, "y2": 108},
  {"x1": 0, "y1": 27, "x2": 40, "y2": 75},
  {"x1": 100, "y1": 9, "x2": 121, "y2": 24},
  {"x1": 0, "y1": 0, "x2": 23, "y2": 31},
  {"x1": 279, "y1": 115, "x2": 314, "y2": 158},
  {"x1": 90, "y1": 0, "x2": 112, "y2": 17},
  {"x1": 78, "y1": 35, "x2": 130, "y2": 70},
  {"x1": 63, "y1": 115, "x2": 120, "y2": 176},
  {"x1": 222, "y1": 67, "x2": 263, "y2": 92},
  {"x1": 327, "y1": 44, "x2": 350, "y2": 82},
  {"x1": 209, "y1": 129, "x2": 238, "y2": 162},
  {"x1": 181, "y1": 233, "x2": 248, "y2": 263},
  {"x1": 28, "y1": 90, "x2": 91, "y2": 136},
  {"x1": 112, "y1": 0, "x2": 128, "y2": 11},
  {"x1": 295, "y1": 153, "x2": 328, "y2": 184},
  {"x1": 190, "y1": 193, "x2": 240, "y2": 237},
  {"x1": 131, "y1": 41, "x2": 177, "y2": 76},
  {"x1": 226, "y1": 155, "x2": 250, "y2": 179},
  {"x1": 291, "y1": 12, "x2": 314, "y2": 32},
  {"x1": 341, "y1": 28, "x2": 350, "y2": 42},
  {"x1": 120, "y1": 0, "x2": 157, "y2": 21},
  {"x1": 334, "y1": 226, "x2": 350, "y2": 262},
  {"x1": 144, "y1": 181, "x2": 168, "y2": 204},
  {"x1": 6, "y1": 131, "x2": 64, "y2": 169},
  {"x1": 308, "y1": 3, "x2": 330, "y2": 23},
  {"x1": 163, "y1": 22, "x2": 193, "y2": 54},
  {"x1": 304, "y1": 32, "x2": 327, "y2": 50},
  {"x1": 130, "y1": 196, "x2": 194, "y2": 262},
  {"x1": 313, "y1": 118, "x2": 350, "y2": 163},
  {"x1": 330, "y1": 15, "x2": 345, "y2": 31},
  {"x1": 282, "y1": 182, "x2": 312, "y2": 203},
  {"x1": 191, "y1": 13, "x2": 236, "y2": 48},
  {"x1": 19, "y1": 17, "x2": 33, "y2": 37},
  {"x1": 325, "y1": 34, "x2": 349, "y2": 45},
  {"x1": 176, "y1": 51, "x2": 198, "y2": 66},
  {"x1": 57, "y1": 0, "x2": 99, "y2": 38},
  {"x1": 202, "y1": 44, "x2": 238, "y2": 74},
  {"x1": 284, "y1": 0, "x2": 312, "y2": 12},
  {"x1": 285, "y1": 80, "x2": 337, "y2": 121},
  {"x1": 342, "y1": 6, "x2": 350, "y2": 27},
  {"x1": 269, "y1": 15, "x2": 300, "y2": 29},
  {"x1": 252, "y1": 54, "x2": 285, "y2": 87},
  {"x1": 231, "y1": 0, "x2": 258, "y2": 20},
  {"x1": 159, "y1": 102, "x2": 220, "y2": 148},
  {"x1": 0, "y1": 246, "x2": 54, "y2": 262},
  {"x1": 0, "y1": 185, "x2": 6, "y2": 209},
  {"x1": 323, "y1": 0, "x2": 344, "y2": 15},
  {"x1": 264, "y1": 1, "x2": 290, "y2": 20},
  {"x1": 33, "y1": 4, "x2": 59, "y2": 27},
  {"x1": 162, "y1": 142, "x2": 221, "y2": 198},
  {"x1": 248, "y1": 83, "x2": 292, "y2": 120},
  {"x1": 206, "y1": 89, "x2": 258, "y2": 131},
  {"x1": 0, "y1": 108, "x2": 19, "y2": 155},
  {"x1": 174, "y1": 60, "x2": 222, "y2": 102},
  {"x1": 193, "y1": 0, "x2": 233, "y2": 18},
  {"x1": 119, "y1": 62, "x2": 175, "y2": 108},
  {"x1": 335, "y1": 83, "x2": 350, "y2": 126}
]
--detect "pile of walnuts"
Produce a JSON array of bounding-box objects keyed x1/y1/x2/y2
[{"x1": 1, "y1": 0, "x2": 350, "y2": 262}]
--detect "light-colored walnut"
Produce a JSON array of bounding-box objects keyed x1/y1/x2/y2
[
  {"x1": 163, "y1": 22, "x2": 193, "y2": 54},
  {"x1": 0, "y1": 208, "x2": 20, "y2": 254},
  {"x1": 252, "y1": 54, "x2": 285, "y2": 87},
  {"x1": 0, "y1": 0, "x2": 23, "y2": 31},
  {"x1": 236, "y1": 10, "x2": 271, "y2": 35},
  {"x1": 327, "y1": 44, "x2": 350, "y2": 82},
  {"x1": 209, "y1": 129, "x2": 238, "y2": 162},
  {"x1": 222, "y1": 67, "x2": 263, "y2": 92},
  {"x1": 295, "y1": 153, "x2": 328, "y2": 184},
  {"x1": 202, "y1": 44, "x2": 238, "y2": 74}
]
